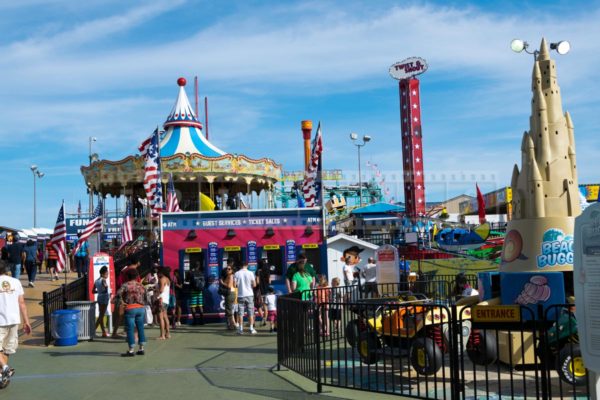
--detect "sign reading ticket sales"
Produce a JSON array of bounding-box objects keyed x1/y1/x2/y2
[{"x1": 574, "y1": 202, "x2": 600, "y2": 372}]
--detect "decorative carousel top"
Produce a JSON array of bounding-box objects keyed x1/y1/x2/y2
[
  {"x1": 160, "y1": 77, "x2": 226, "y2": 157},
  {"x1": 80, "y1": 76, "x2": 282, "y2": 200}
]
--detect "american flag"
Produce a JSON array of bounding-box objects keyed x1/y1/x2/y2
[
  {"x1": 49, "y1": 203, "x2": 67, "y2": 273},
  {"x1": 140, "y1": 128, "x2": 163, "y2": 217},
  {"x1": 72, "y1": 201, "x2": 103, "y2": 255},
  {"x1": 302, "y1": 122, "x2": 323, "y2": 207},
  {"x1": 166, "y1": 173, "x2": 181, "y2": 212},
  {"x1": 121, "y1": 200, "x2": 133, "y2": 244}
]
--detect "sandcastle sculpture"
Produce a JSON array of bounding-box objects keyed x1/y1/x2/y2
[{"x1": 500, "y1": 38, "x2": 580, "y2": 273}]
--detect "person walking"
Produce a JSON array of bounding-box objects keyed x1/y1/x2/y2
[
  {"x1": 93, "y1": 266, "x2": 110, "y2": 337},
  {"x1": 285, "y1": 253, "x2": 316, "y2": 294},
  {"x1": 291, "y1": 261, "x2": 313, "y2": 300},
  {"x1": 156, "y1": 267, "x2": 171, "y2": 340},
  {"x1": 0, "y1": 260, "x2": 32, "y2": 388},
  {"x1": 5, "y1": 238, "x2": 23, "y2": 280},
  {"x1": 256, "y1": 259, "x2": 271, "y2": 326},
  {"x1": 264, "y1": 287, "x2": 277, "y2": 333},
  {"x1": 112, "y1": 256, "x2": 141, "y2": 338},
  {"x1": 116, "y1": 268, "x2": 146, "y2": 357},
  {"x1": 73, "y1": 233, "x2": 90, "y2": 278},
  {"x1": 234, "y1": 261, "x2": 257, "y2": 335},
  {"x1": 220, "y1": 264, "x2": 237, "y2": 330},
  {"x1": 45, "y1": 241, "x2": 60, "y2": 281},
  {"x1": 172, "y1": 269, "x2": 183, "y2": 328},
  {"x1": 187, "y1": 262, "x2": 205, "y2": 325},
  {"x1": 23, "y1": 240, "x2": 38, "y2": 288},
  {"x1": 361, "y1": 257, "x2": 378, "y2": 298}
]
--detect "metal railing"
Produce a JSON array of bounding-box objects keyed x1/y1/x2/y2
[
  {"x1": 277, "y1": 284, "x2": 591, "y2": 400},
  {"x1": 42, "y1": 277, "x2": 88, "y2": 346}
]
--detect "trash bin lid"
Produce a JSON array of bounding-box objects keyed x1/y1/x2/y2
[
  {"x1": 52, "y1": 309, "x2": 80, "y2": 316},
  {"x1": 65, "y1": 301, "x2": 95, "y2": 306}
]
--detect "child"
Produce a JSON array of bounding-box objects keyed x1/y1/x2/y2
[
  {"x1": 315, "y1": 275, "x2": 330, "y2": 336},
  {"x1": 264, "y1": 287, "x2": 277, "y2": 333},
  {"x1": 93, "y1": 266, "x2": 110, "y2": 337},
  {"x1": 329, "y1": 277, "x2": 342, "y2": 333}
]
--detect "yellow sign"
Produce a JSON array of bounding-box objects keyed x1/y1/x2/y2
[
  {"x1": 263, "y1": 245, "x2": 280, "y2": 250},
  {"x1": 472, "y1": 305, "x2": 521, "y2": 323},
  {"x1": 302, "y1": 243, "x2": 319, "y2": 249},
  {"x1": 224, "y1": 246, "x2": 241, "y2": 252},
  {"x1": 185, "y1": 247, "x2": 202, "y2": 253}
]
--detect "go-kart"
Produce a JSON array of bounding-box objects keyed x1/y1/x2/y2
[
  {"x1": 344, "y1": 292, "x2": 481, "y2": 375},
  {"x1": 536, "y1": 308, "x2": 587, "y2": 386}
]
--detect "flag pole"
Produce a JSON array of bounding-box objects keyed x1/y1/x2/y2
[{"x1": 62, "y1": 200, "x2": 68, "y2": 286}]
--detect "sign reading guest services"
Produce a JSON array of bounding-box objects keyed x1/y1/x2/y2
[{"x1": 389, "y1": 57, "x2": 428, "y2": 80}]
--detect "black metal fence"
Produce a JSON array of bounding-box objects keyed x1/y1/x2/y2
[
  {"x1": 42, "y1": 277, "x2": 88, "y2": 346},
  {"x1": 277, "y1": 283, "x2": 590, "y2": 400}
]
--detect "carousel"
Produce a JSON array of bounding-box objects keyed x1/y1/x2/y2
[{"x1": 81, "y1": 77, "x2": 282, "y2": 220}]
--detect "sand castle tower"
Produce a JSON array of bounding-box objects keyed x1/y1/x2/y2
[{"x1": 500, "y1": 38, "x2": 580, "y2": 273}]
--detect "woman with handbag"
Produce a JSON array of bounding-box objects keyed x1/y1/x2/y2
[
  {"x1": 219, "y1": 264, "x2": 237, "y2": 330},
  {"x1": 116, "y1": 268, "x2": 147, "y2": 357}
]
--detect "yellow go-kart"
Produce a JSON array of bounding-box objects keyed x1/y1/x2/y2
[{"x1": 345, "y1": 293, "x2": 475, "y2": 375}]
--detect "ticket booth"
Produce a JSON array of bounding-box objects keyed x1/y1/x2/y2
[
  {"x1": 299, "y1": 243, "x2": 322, "y2": 274},
  {"x1": 222, "y1": 246, "x2": 244, "y2": 269},
  {"x1": 261, "y1": 244, "x2": 284, "y2": 281},
  {"x1": 179, "y1": 247, "x2": 204, "y2": 278}
]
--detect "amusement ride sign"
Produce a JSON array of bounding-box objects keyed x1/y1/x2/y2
[{"x1": 389, "y1": 57, "x2": 428, "y2": 80}]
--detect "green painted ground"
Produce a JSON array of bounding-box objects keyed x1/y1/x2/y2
[{"x1": 2, "y1": 324, "x2": 402, "y2": 400}]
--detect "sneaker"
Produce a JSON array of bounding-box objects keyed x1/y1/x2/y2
[
  {"x1": 237, "y1": 329, "x2": 244, "y2": 335},
  {"x1": 136, "y1": 349, "x2": 145, "y2": 356},
  {"x1": 121, "y1": 351, "x2": 135, "y2": 357},
  {"x1": 250, "y1": 328, "x2": 257, "y2": 335},
  {"x1": 28, "y1": 282, "x2": 34, "y2": 288}
]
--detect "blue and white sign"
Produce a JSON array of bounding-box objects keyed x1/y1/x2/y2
[
  {"x1": 286, "y1": 239, "x2": 296, "y2": 264},
  {"x1": 66, "y1": 216, "x2": 123, "y2": 242},
  {"x1": 537, "y1": 228, "x2": 574, "y2": 268},
  {"x1": 207, "y1": 242, "x2": 219, "y2": 277},
  {"x1": 247, "y1": 241, "x2": 258, "y2": 272}
]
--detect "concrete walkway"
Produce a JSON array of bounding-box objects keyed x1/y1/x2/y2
[{"x1": 7, "y1": 271, "x2": 401, "y2": 399}]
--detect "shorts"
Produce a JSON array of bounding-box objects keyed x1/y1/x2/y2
[
  {"x1": 189, "y1": 290, "x2": 203, "y2": 307},
  {"x1": 237, "y1": 296, "x2": 254, "y2": 318},
  {"x1": 0, "y1": 324, "x2": 19, "y2": 355},
  {"x1": 47, "y1": 259, "x2": 57, "y2": 269},
  {"x1": 267, "y1": 310, "x2": 277, "y2": 322},
  {"x1": 329, "y1": 308, "x2": 342, "y2": 321}
]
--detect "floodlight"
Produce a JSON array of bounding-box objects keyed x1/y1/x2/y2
[
  {"x1": 349, "y1": 132, "x2": 358, "y2": 140},
  {"x1": 37, "y1": 172, "x2": 45, "y2": 178},
  {"x1": 551, "y1": 41, "x2": 571, "y2": 55},
  {"x1": 510, "y1": 39, "x2": 526, "y2": 53},
  {"x1": 363, "y1": 135, "x2": 372, "y2": 143}
]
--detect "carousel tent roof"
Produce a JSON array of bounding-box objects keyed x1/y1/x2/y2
[{"x1": 160, "y1": 77, "x2": 226, "y2": 158}]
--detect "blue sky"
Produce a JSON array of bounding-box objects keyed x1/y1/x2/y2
[{"x1": 2, "y1": 0, "x2": 600, "y2": 228}]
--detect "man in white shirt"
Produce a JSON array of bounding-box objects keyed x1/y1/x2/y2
[
  {"x1": 234, "y1": 262, "x2": 257, "y2": 335},
  {"x1": 0, "y1": 260, "x2": 31, "y2": 388},
  {"x1": 361, "y1": 257, "x2": 379, "y2": 298}
]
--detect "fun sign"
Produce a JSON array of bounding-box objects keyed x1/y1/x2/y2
[{"x1": 389, "y1": 57, "x2": 428, "y2": 80}]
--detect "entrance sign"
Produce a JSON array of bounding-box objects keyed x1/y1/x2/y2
[
  {"x1": 574, "y1": 203, "x2": 600, "y2": 372},
  {"x1": 472, "y1": 305, "x2": 521, "y2": 323},
  {"x1": 389, "y1": 57, "x2": 428, "y2": 80}
]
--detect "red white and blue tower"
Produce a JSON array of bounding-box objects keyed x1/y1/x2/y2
[{"x1": 390, "y1": 57, "x2": 428, "y2": 219}]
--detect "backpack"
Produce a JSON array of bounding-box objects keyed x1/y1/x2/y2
[{"x1": 190, "y1": 270, "x2": 205, "y2": 291}]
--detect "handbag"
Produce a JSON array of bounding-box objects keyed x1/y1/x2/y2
[
  {"x1": 144, "y1": 305, "x2": 154, "y2": 325},
  {"x1": 218, "y1": 284, "x2": 230, "y2": 297}
]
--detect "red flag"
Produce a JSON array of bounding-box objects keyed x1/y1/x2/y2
[{"x1": 476, "y1": 183, "x2": 486, "y2": 224}]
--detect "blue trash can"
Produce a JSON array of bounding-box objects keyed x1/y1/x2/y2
[{"x1": 51, "y1": 309, "x2": 79, "y2": 346}]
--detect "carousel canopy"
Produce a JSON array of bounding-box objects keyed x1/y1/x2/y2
[{"x1": 160, "y1": 77, "x2": 226, "y2": 158}]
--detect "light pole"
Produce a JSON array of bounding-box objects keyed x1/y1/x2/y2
[
  {"x1": 30, "y1": 165, "x2": 44, "y2": 227},
  {"x1": 350, "y1": 133, "x2": 371, "y2": 207},
  {"x1": 510, "y1": 38, "x2": 570, "y2": 59},
  {"x1": 88, "y1": 136, "x2": 97, "y2": 213}
]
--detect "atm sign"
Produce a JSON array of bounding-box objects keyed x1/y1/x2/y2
[{"x1": 472, "y1": 305, "x2": 521, "y2": 323}]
